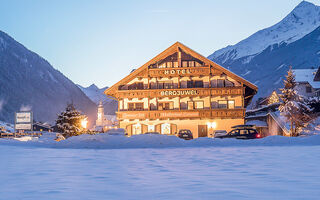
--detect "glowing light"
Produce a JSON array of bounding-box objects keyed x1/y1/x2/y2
[
  {"x1": 81, "y1": 118, "x2": 88, "y2": 129},
  {"x1": 207, "y1": 122, "x2": 217, "y2": 129}
]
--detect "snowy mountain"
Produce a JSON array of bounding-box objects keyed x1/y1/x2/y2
[
  {"x1": 208, "y1": 1, "x2": 320, "y2": 103},
  {"x1": 77, "y1": 84, "x2": 109, "y2": 105},
  {"x1": 77, "y1": 84, "x2": 118, "y2": 115},
  {"x1": 209, "y1": 1, "x2": 320, "y2": 65},
  {"x1": 0, "y1": 30, "x2": 97, "y2": 125}
]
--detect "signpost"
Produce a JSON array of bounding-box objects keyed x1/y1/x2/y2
[{"x1": 15, "y1": 111, "x2": 33, "y2": 133}]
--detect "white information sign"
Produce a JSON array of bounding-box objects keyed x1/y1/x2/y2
[
  {"x1": 16, "y1": 112, "x2": 32, "y2": 123},
  {"x1": 15, "y1": 123, "x2": 32, "y2": 130}
]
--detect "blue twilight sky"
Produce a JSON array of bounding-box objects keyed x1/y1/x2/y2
[{"x1": 0, "y1": 0, "x2": 319, "y2": 88}]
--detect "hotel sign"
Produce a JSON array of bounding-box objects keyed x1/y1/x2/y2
[
  {"x1": 160, "y1": 90, "x2": 198, "y2": 96},
  {"x1": 149, "y1": 66, "x2": 210, "y2": 77}
]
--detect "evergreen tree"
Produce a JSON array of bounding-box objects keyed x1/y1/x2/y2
[
  {"x1": 56, "y1": 103, "x2": 87, "y2": 138},
  {"x1": 279, "y1": 67, "x2": 313, "y2": 136}
]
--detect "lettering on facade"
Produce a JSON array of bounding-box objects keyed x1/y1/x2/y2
[
  {"x1": 122, "y1": 113, "x2": 146, "y2": 119},
  {"x1": 163, "y1": 69, "x2": 192, "y2": 75},
  {"x1": 160, "y1": 112, "x2": 199, "y2": 118},
  {"x1": 160, "y1": 90, "x2": 198, "y2": 96}
]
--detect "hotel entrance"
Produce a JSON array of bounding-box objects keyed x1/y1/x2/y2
[{"x1": 198, "y1": 125, "x2": 207, "y2": 137}]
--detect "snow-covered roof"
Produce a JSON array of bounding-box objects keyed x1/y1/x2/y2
[
  {"x1": 246, "y1": 120, "x2": 268, "y2": 127},
  {"x1": 293, "y1": 69, "x2": 320, "y2": 89}
]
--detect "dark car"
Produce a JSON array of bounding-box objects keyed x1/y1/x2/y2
[
  {"x1": 215, "y1": 125, "x2": 261, "y2": 139},
  {"x1": 178, "y1": 129, "x2": 193, "y2": 140}
]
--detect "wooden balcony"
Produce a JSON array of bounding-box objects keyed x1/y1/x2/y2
[
  {"x1": 148, "y1": 66, "x2": 210, "y2": 78},
  {"x1": 116, "y1": 87, "x2": 244, "y2": 99},
  {"x1": 117, "y1": 109, "x2": 245, "y2": 120}
]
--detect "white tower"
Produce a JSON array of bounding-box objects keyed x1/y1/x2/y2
[{"x1": 96, "y1": 101, "x2": 104, "y2": 126}]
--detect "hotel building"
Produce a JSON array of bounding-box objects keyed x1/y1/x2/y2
[{"x1": 104, "y1": 42, "x2": 258, "y2": 138}]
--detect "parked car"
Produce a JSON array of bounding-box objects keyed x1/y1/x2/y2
[
  {"x1": 178, "y1": 129, "x2": 193, "y2": 140},
  {"x1": 211, "y1": 130, "x2": 227, "y2": 138},
  {"x1": 215, "y1": 125, "x2": 261, "y2": 139}
]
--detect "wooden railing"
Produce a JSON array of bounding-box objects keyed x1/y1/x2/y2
[
  {"x1": 117, "y1": 109, "x2": 245, "y2": 120},
  {"x1": 116, "y1": 87, "x2": 244, "y2": 99}
]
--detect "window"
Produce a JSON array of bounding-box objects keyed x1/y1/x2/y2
[
  {"x1": 218, "y1": 100, "x2": 235, "y2": 109},
  {"x1": 225, "y1": 79, "x2": 235, "y2": 87},
  {"x1": 187, "y1": 81, "x2": 193, "y2": 88},
  {"x1": 188, "y1": 61, "x2": 194, "y2": 67},
  {"x1": 159, "y1": 63, "x2": 166, "y2": 68},
  {"x1": 195, "y1": 101, "x2": 204, "y2": 109},
  {"x1": 194, "y1": 81, "x2": 203, "y2": 88},
  {"x1": 228, "y1": 100, "x2": 235, "y2": 109},
  {"x1": 128, "y1": 102, "x2": 144, "y2": 111},
  {"x1": 306, "y1": 86, "x2": 312, "y2": 93},
  {"x1": 135, "y1": 103, "x2": 144, "y2": 111},
  {"x1": 173, "y1": 61, "x2": 179, "y2": 68},
  {"x1": 229, "y1": 130, "x2": 239, "y2": 136},
  {"x1": 217, "y1": 79, "x2": 225, "y2": 88},
  {"x1": 159, "y1": 102, "x2": 174, "y2": 110},
  {"x1": 211, "y1": 80, "x2": 218, "y2": 88},
  {"x1": 188, "y1": 101, "x2": 194, "y2": 110},
  {"x1": 148, "y1": 125, "x2": 155, "y2": 132},
  {"x1": 218, "y1": 100, "x2": 228, "y2": 109},
  {"x1": 167, "y1": 62, "x2": 172, "y2": 68},
  {"x1": 195, "y1": 62, "x2": 202, "y2": 67},
  {"x1": 132, "y1": 124, "x2": 142, "y2": 135},
  {"x1": 161, "y1": 123, "x2": 171, "y2": 134},
  {"x1": 187, "y1": 80, "x2": 204, "y2": 88},
  {"x1": 182, "y1": 61, "x2": 188, "y2": 67},
  {"x1": 158, "y1": 81, "x2": 174, "y2": 89},
  {"x1": 239, "y1": 130, "x2": 249, "y2": 135},
  {"x1": 128, "y1": 103, "x2": 135, "y2": 111},
  {"x1": 128, "y1": 82, "x2": 144, "y2": 90}
]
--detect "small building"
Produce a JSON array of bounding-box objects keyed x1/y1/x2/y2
[
  {"x1": 33, "y1": 122, "x2": 52, "y2": 132},
  {"x1": 104, "y1": 42, "x2": 258, "y2": 137},
  {"x1": 293, "y1": 68, "x2": 320, "y2": 98},
  {"x1": 94, "y1": 101, "x2": 118, "y2": 132}
]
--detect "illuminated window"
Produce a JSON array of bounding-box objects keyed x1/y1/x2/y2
[
  {"x1": 182, "y1": 61, "x2": 188, "y2": 67},
  {"x1": 132, "y1": 123, "x2": 142, "y2": 135},
  {"x1": 159, "y1": 102, "x2": 174, "y2": 110},
  {"x1": 228, "y1": 101, "x2": 235, "y2": 109},
  {"x1": 159, "y1": 63, "x2": 166, "y2": 68},
  {"x1": 195, "y1": 62, "x2": 202, "y2": 67},
  {"x1": 218, "y1": 100, "x2": 228, "y2": 109},
  {"x1": 161, "y1": 123, "x2": 171, "y2": 134},
  {"x1": 173, "y1": 61, "x2": 179, "y2": 68},
  {"x1": 148, "y1": 125, "x2": 155, "y2": 132},
  {"x1": 188, "y1": 61, "x2": 194, "y2": 67},
  {"x1": 195, "y1": 101, "x2": 204, "y2": 109},
  {"x1": 167, "y1": 62, "x2": 172, "y2": 68},
  {"x1": 188, "y1": 101, "x2": 194, "y2": 110}
]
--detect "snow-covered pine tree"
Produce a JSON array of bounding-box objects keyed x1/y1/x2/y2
[
  {"x1": 279, "y1": 67, "x2": 313, "y2": 136},
  {"x1": 56, "y1": 103, "x2": 87, "y2": 138}
]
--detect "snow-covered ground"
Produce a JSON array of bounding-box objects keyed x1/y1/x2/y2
[{"x1": 1, "y1": 133, "x2": 320, "y2": 199}]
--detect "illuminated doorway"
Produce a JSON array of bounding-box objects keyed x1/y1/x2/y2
[
  {"x1": 132, "y1": 123, "x2": 142, "y2": 135},
  {"x1": 161, "y1": 123, "x2": 171, "y2": 134}
]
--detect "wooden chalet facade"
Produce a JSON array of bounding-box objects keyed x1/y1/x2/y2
[{"x1": 104, "y1": 42, "x2": 258, "y2": 138}]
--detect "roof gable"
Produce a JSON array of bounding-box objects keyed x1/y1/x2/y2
[{"x1": 105, "y1": 42, "x2": 258, "y2": 96}]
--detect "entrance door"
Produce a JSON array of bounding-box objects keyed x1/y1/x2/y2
[{"x1": 198, "y1": 125, "x2": 208, "y2": 137}]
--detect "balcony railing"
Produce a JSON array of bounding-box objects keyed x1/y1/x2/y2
[{"x1": 116, "y1": 109, "x2": 245, "y2": 120}]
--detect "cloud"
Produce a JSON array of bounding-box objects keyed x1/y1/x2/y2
[{"x1": 20, "y1": 104, "x2": 32, "y2": 111}]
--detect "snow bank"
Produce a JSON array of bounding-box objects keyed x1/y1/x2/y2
[{"x1": 1, "y1": 132, "x2": 320, "y2": 149}]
